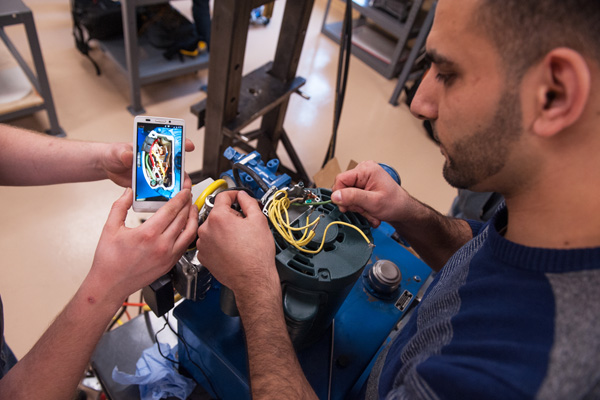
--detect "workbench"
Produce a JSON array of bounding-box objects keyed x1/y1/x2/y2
[
  {"x1": 91, "y1": 310, "x2": 212, "y2": 400},
  {"x1": 0, "y1": 0, "x2": 64, "y2": 135}
]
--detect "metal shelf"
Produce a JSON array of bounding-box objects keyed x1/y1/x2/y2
[
  {"x1": 96, "y1": 0, "x2": 210, "y2": 115},
  {"x1": 321, "y1": 0, "x2": 425, "y2": 79},
  {"x1": 322, "y1": 19, "x2": 396, "y2": 74},
  {"x1": 0, "y1": 0, "x2": 64, "y2": 135},
  {"x1": 98, "y1": 35, "x2": 209, "y2": 85},
  {"x1": 349, "y1": 0, "x2": 406, "y2": 37}
]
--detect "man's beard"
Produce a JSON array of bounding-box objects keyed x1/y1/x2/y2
[{"x1": 437, "y1": 88, "x2": 523, "y2": 190}]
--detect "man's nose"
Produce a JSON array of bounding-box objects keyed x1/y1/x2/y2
[{"x1": 410, "y1": 71, "x2": 438, "y2": 121}]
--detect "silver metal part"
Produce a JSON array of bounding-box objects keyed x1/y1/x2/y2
[
  {"x1": 395, "y1": 290, "x2": 413, "y2": 311},
  {"x1": 262, "y1": 185, "x2": 322, "y2": 224},
  {"x1": 368, "y1": 260, "x2": 402, "y2": 295},
  {"x1": 205, "y1": 194, "x2": 216, "y2": 209},
  {"x1": 173, "y1": 252, "x2": 212, "y2": 301},
  {"x1": 260, "y1": 186, "x2": 279, "y2": 216},
  {"x1": 295, "y1": 89, "x2": 311, "y2": 100}
]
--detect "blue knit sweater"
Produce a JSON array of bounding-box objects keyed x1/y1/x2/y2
[{"x1": 370, "y1": 205, "x2": 600, "y2": 399}]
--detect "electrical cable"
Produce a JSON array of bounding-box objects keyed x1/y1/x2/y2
[
  {"x1": 268, "y1": 190, "x2": 371, "y2": 254},
  {"x1": 194, "y1": 179, "x2": 228, "y2": 210},
  {"x1": 291, "y1": 200, "x2": 333, "y2": 207},
  {"x1": 162, "y1": 314, "x2": 221, "y2": 399},
  {"x1": 123, "y1": 302, "x2": 148, "y2": 308},
  {"x1": 146, "y1": 312, "x2": 220, "y2": 398},
  {"x1": 232, "y1": 162, "x2": 270, "y2": 194},
  {"x1": 218, "y1": 187, "x2": 255, "y2": 198},
  {"x1": 322, "y1": 0, "x2": 353, "y2": 168},
  {"x1": 153, "y1": 321, "x2": 179, "y2": 365}
]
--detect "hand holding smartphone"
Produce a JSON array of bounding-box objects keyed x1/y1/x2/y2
[{"x1": 132, "y1": 116, "x2": 185, "y2": 212}]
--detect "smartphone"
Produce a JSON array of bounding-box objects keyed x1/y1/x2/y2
[{"x1": 132, "y1": 116, "x2": 185, "y2": 212}]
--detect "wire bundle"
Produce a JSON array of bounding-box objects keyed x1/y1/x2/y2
[{"x1": 267, "y1": 189, "x2": 371, "y2": 254}]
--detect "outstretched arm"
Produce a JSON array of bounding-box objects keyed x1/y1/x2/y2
[
  {"x1": 0, "y1": 123, "x2": 195, "y2": 187},
  {"x1": 0, "y1": 123, "x2": 132, "y2": 186},
  {"x1": 196, "y1": 191, "x2": 318, "y2": 399},
  {"x1": 0, "y1": 188, "x2": 198, "y2": 400},
  {"x1": 332, "y1": 161, "x2": 472, "y2": 271}
]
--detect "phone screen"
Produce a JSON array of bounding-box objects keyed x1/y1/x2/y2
[{"x1": 134, "y1": 121, "x2": 184, "y2": 203}]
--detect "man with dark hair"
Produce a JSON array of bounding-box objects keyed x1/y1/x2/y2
[
  {"x1": 476, "y1": 0, "x2": 600, "y2": 77},
  {"x1": 195, "y1": 0, "x2": 600, "y2": 398}
]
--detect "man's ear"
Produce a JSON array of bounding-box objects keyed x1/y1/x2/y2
[{"x1": 532, "y1": 48, "x2": 591, "y2": 138}]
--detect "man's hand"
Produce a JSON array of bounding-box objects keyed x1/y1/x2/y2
[
  {"x1": 332, "y1": 161, "x2": 472, "y2": 271},
  {"x1": 196, "y1": 190, "x2": 278, "y2": 295},
  {"x1": 0, "y1": 187, "x2": 198, "y2": 400},
  {"x1": 87, "y1": 187, "x2": 198, "y2": 302},
  {"x1": 195, "y1": 190, "x2": 318, "y2": 400},
  {"x1": 101, "y1": 142, "x2": 134, "y2": 187},
  {"x1": 102, "y1": 139, "x2": 195, "y2": 188},
  {"x1": 331, "y1": 160, "x2": 410, "y2": 227}
]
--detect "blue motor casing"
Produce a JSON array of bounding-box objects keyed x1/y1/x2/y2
[
  {"x1": 176, "y1": 150, "x2": 429, "y2": 398},
  {"x1": 220, "y1": 147, "x2": 292, "y2": 198},
  {"x1": 174, "y1": 222, "x2": 432, "y2": 399}
]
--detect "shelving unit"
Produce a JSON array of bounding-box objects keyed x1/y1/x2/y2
[
  {"x1": 94, "y1": 0, "x2": 209, "y2": 115},
  {"x1": 189, "y1": 0, "x2": 313, "y2": 185},
  {"x1": 321, "y1": 0, "x2": 426, "y2": 79},
  {"x1": 389, "y1": 0, "x2": 435, "y2": 105},
  {"x1": 0, "y1": 0, "x2": 64, "y2": 136}
]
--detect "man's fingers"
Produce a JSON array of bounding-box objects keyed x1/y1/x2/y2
[
  {"x1": 183, "y1": 173, "x2": 192, "y2": 190},
  {"x1": 332, "y1": 169, "x2": 357, "y2": 192},
  {"x1": 331, "y1": 188, "x2": 381, "y2": 227},
  {"x1": 332, "y1": 161, "x2": 385, "y2": 192},
  {"x1": 174, "y1": 204, "x2": 200, "y2": 253},
  {"x1": 163, "y1": 196, "x2": 195, "y2": 239},
  {"x1": 363, "y1": 212, "x2": 381, "y2": 228},
  {"x1": 120, "y1": 149, "x2": 134, "y2": 169},
  {"x1": 331, "y1": 187, "x2": 373, "y2": 209},
  {"x1": 105, "y1": 188, "x2": 133, "y2": 230},
  {"x1": 237, "y1": 191, "x2": 261, "y2": 218},
  {"x1": 213, "y1": 190, "x2": 237, "y2": 208},
  {"x1": 185, "y1": 139, "x2": 195, "y2": 153},
  {"x1": 146, "y1": 189, "x2": 192, "y2": 233}
]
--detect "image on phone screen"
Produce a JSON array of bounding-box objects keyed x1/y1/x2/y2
[{"x1": 135, "y1": 122, "x2": 183, "y2": 202}]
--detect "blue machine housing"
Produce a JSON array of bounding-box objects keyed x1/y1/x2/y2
[
  {"x1": 174, "y1": 223, "x2": 431, "y2": 399},
  {"x1": 220, "y1": 147, "x2": 292, "y2": 198},
  {"x1": 174, "y1": 150, "x2": 432, "y2": 398}
]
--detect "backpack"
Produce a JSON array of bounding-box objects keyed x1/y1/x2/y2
[
  {"x1": 71, "y1": 1, "x2": 202, "y2": 74},
  {"x1": 71, "y1": 0, "x2": 123, "y2": 75}
]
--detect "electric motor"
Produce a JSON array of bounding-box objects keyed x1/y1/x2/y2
[{"x1": 270, "y1": 187, "x2": 373, "y2": 347}]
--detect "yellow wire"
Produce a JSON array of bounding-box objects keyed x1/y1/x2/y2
[
  {"x1": 194, "y1": 179, "x2": 228, "y2": 209},
  {"x1": 268, "y1": 190, "x2": 319, "y2": 247},
  {"x1": 268, "y1": 189, "x2": 371, "y2": 254}
]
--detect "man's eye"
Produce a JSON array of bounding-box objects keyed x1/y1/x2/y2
[{"x1": 435, "y1": 73, "x2": 454, "y2": 84}]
